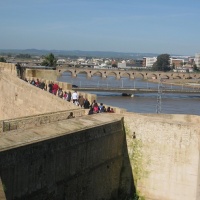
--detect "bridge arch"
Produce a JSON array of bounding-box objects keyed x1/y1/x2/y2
[
  {"x1": 121, "y1": 72, "x2": 131, "y2": 79},
  {"x1": 107, "y1": 71, "x2": 118, "y2": 79},
  {"x1": 160, "y1": 74, "x2": 170, "y2": 79},
  {"x1": 146, "y1": 73, "x2": 158, "y2": 79},
  {"x1": 91, "y1": 71, "x2": 103, "y2": 78},
  {"x1": 76, "y1": 71, "x2": 88, "y2": 77},
  {"x1": 57, "y1": 67, "x2": 200, "y2": 80},
  {"x1": 134, "y1": 72, "x2": 145, "y2": 79},
  {"x1": 190, "y1": 74, "x2": 197, "y2": 79},
  {"x1": 173, "y1": 75, "x2": 182, "y2": 79},
  {"x1": 62, "y1": 70, "x2": 73, "y2": 76}
]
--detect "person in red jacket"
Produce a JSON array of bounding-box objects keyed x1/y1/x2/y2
[{"x1": 52, "y1": 83, "x2": 59, "y2": 95}]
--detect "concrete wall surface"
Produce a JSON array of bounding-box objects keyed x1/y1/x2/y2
[
  {"x1": 0, "y1": 114, "x2": 134, "y2": 200},
  {"x1": 0, "y1": 71, "x2": 79, "y2": 120},
  {"x1": 122, "y1": 113, "x2": 200, "y2": 200}
]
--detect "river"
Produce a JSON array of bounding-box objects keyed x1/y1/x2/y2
[{"x1": 58, "y1": 72, "x2": 200, "y2": 115}]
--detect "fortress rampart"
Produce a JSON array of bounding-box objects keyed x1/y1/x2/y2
[
  {"x1": 1, "y1": 62, "x2": 200, "y2": 200},
  {"x1": 0, "y1": 71, "x2": 80, "y2": 120},
  {"x1": 0, "y1": 115, "x2": 133, "y2": 200},
  {"x1": 123, "y1": 113, "x2": 200, "y2": 200},
  {"x1": 0, "y1": 63, "x2": 17, "y2": 76},
  {"x1": 26, "y1": 68, "x2": 58, "y2": 81}
]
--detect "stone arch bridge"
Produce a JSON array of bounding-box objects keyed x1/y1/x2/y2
[{"x1": 57, "y1": 67, "x2": 200, "y2": 80}]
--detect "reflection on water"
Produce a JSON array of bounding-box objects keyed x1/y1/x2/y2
[{"x1": 58, "y1": 72, "x2": 200, "y2": 115}]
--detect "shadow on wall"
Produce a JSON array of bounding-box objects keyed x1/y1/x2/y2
[
  {"x1": 117, "y1": 119, "x2": 136, "y2": 200},
  {"x1": 0, "y1": 117, "x2": 136, "y2": 200}
]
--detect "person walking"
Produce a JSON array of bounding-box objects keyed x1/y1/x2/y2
[
  {"x1": 67, "y1": 91, "x2": 71, "y2": 102},
  {"x1": 84, "y1": 98, "x2": 90, "y2": 109},
  {"x1": 78, "y1": 95, "x2": 85, "y2": 108},
  {"x1": 72, "y1": 91, "x2": 78, "y2": 104}
]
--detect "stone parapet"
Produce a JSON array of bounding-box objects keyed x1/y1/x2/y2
[
  {"x1": 25, "y1": 69, "x2": 58, "y2": 81},
  {"x1": 26, "y1": 76, "x2": 72, "y2": 90},
  {"x1": 26, "y1": 76, "x2": 97, "y2": 104},
  {"x1": 0, "y1": 71, "x2": 79, "y2": 120},
  {"x1": 1, "y1": 109, "x2": 85, "y2": 132},
  {"x1": 0, "y1": 62, "x2": 17, "y2": 76}
]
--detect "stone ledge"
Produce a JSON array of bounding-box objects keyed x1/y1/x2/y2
[
  {"x1": 1, "y1": 109, "x2": 85, "y2": 132},
  {"x1": 0, "y1": 114, "x2": 122, "y2": 152}
]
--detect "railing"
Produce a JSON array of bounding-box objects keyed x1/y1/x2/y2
[
  {"x1": 71, "y1": 80, "x2": 200, "y2": 92},
  {"x1": 71, "y1": 80, "x2": 200, "y2": 90},
  {"x1": 0, "y1": 109, "x2": 85, "y2": 133},
  {"x1": 75, "y1": 87, "x2": 200, "y2": 94}
]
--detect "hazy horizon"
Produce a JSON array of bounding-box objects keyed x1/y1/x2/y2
[
  {"x1": 0, "y1": 48, "x2": 194, "y2": 55},
  {"x1": 1, "y1": 0, "x2": 200, "y2": 56}
]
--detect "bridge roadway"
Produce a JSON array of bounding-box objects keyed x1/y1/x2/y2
[{"x1": 75, "y1": 87, "x2": 200, "y2": 94}]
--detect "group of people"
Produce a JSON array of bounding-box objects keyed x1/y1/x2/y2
[
  {"x1": 24, "y1": 78, "x2": 47, "y2": 90},
  {"x1": 24, "y1": 78, "x2": 115, "y2": 113},
  {"x1": 88, "y1": 100, "x2": 114, "y2": 115}
]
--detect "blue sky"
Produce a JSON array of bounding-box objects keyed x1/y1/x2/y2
[{"x1": 1, "y1": 0, "x2": 200, "y2": 55}]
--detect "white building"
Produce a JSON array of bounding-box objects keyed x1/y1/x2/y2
[
  {"x1": 118, "y1": 62, "x2": 126, "y2": 68},
  {"x1": 143, "y1": 57, "x2": 157, "y2": 68},
  {"x1": 77, "y1": 58, "x2": 86, "y2": 62},
  {"x1": 57, "y1": 59, "x2": 66, "y2": 64},
  {"x1": 195, "y1": 53, "x2": 200, "y2": 68}
]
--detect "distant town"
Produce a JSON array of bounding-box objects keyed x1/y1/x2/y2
[{"x1": 0, "y1": 50, "x2": 200, "y2": 73}]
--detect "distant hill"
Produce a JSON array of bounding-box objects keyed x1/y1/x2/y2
[{"x1": 0, "y1": 49, "x2": 159, "y2": 59}]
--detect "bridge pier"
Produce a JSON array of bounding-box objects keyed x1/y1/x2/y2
[
  {"x1": 116, "y1": 74, "x2": 121, "y2": 80},
  {"x1": 87, "y1": 74, "x2": 92, "y2": 79}
]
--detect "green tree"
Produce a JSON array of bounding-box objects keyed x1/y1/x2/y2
[
  {"x1": 112, "y1": 63, "x2": 118, "y2": 68},
  {"x1": 0, "y1": 57, "x2": 6, "y2": 62},
  {"x1": 152, "y1": 54, "x2": 171, "y2": 72},
  {"x1": 41, "y1": 53, "x2": 57, "y2": 67}
]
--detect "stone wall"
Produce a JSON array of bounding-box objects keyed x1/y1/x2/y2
[
  {"x1": 0, "y1": 109, "x2": 85, "y2": 133},
  {"x1": 0, "y1": 71, "x2": 79, "y2": 120},
  {"x1": 0, "y1": 178, "x2": 6, "y2": 200},
  {"x1": 0, "y1": 62, "x2": 17, "y2": 76},
  {"x1": 2, "y1": 62, "x2": 200, "y2": 200},
  {"x1": 26, "y1": 69, "x2": 58, "y2": 81},
  {"x1": 123, "y1": 113, "x2": 200, "y2": 200},
  {"x1": 0, "y1": 114, "x2": 133, "y2": 200}
]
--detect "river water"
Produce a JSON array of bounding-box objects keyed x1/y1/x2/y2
[{"x1": 58, "y1": 72, "x2": 200, "y2": 115}]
